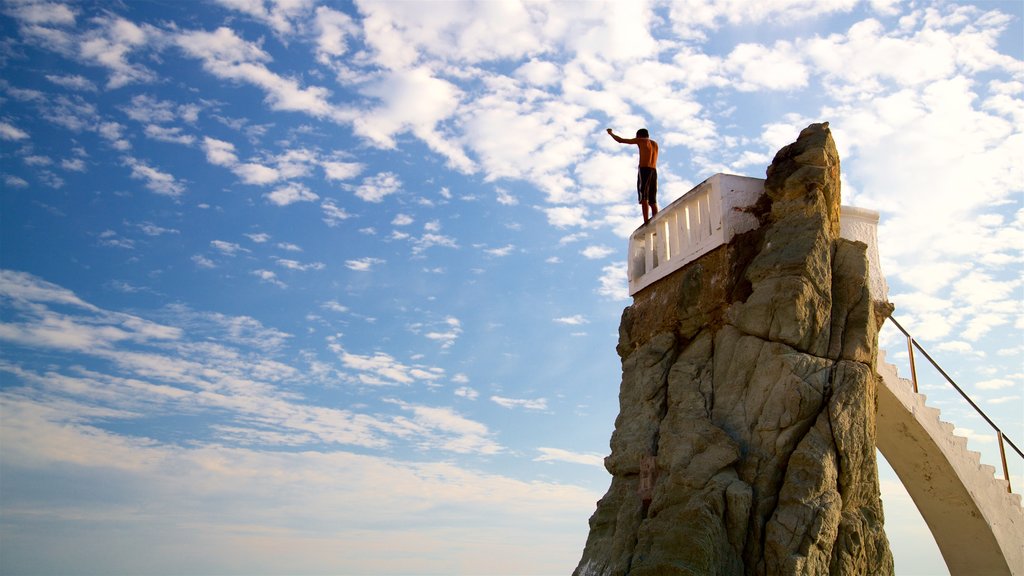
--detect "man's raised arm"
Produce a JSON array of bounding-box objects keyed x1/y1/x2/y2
[{"x1": 607, "y1": 128, "x2": 638, "y2": 144}]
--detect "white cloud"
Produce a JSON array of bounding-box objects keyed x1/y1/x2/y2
[
  {"x1": 144, "y1": 124, "x2": 195, "y2": 145},
  {"x1": 411, "y1": 232, "x2": 459, "y2": 255},
  {"x1": 454, "y1": 386, "x2": 478, "y2": 401},
  {"x1": 97, "y1": 230, "x2": 133, "y2": 250},
  {"x1": 210, "y1": 240, "x2": 248, "y2": 256},
  {"x1": 461, "y1": 86, "x2": 596, "y2": 203},
  {"x1": 951, "y1": 426, "x2": 996, "y2": 444},
  {"x1": 353, "y1": 67, "x2": 471, "y2": 171},
  {"x1": 490, "y1": 395, "x2": 548, "y2": 411},
  {"x1": 61, "y1": 158, "x2": 86, "y2": 172},
  {"x1": 137, "y1": 222, "x2": 179, "y2": 236},
  {"x1": 213, "y1": 0, "x2": 313, "y2": 35},
  {"x1": 5, "y1": 0, "x2": 78, "y2": 26},
  {"x1": 575, "y1": 151, "x2": 638, "y2": 205},
  {"x1": 0, "y1": 405, "x2": 593, "y2": 574},
  {"x1": 544, "y1": 206, "x2": 590, "y2": 228},
  {"x1": 265, "y1": 182, "x2": 319, "y2": 206},
  {"x1": 321, "y1": 199, "x2": 351, "y2": 226},
  {"x1": 245, "y1": 232, "x2": 270, "y2": 243},
  {"x1": 554, "y1": 315, "x2": 588, "y2": 326},
  {"x1": 868, "y1": 0, "x2": 900, "y2": 17},
  {"x1": 333, "y1": 347, "x2": 443, "y2": 387},
  {"x1": 4, "y1": 175, "x2": 29, "y2": 188},
  {"x1": 581, "y1": 245, "x2": 614, "y2": 260},
  {"x1": 192, "y1": 254, "x2": 216, "y2": 269},
  {"x1": 667, "y1": 0, "x2": 858, "y2": 35},
  {"x1": 123, "y1": 157, "x2": 185, "y2": 197},
  {"x1": 388, "y1": 400, "x2": 501, "y2": 454},
  {"x1": 484, "y1": 244, "x2": 515, "y2": 257},
  {"x1": 496, "y1": 187, "x2": 518, "y2": 206},
  {"x1": 986, "y1": 395, "x2": 1020, "y2": 405},
  {"x1": 0, "y1": 269, "x2": 97, "y2": 311},
  {"x1": 123, "y1": 94, "x2": 195, "y2": 124},
  {"x1": 535, "y1": 447, "x2": 604, "y2": 467},
  {"x1": 175, "y1": 27, "x2": 345, "y2": 120},
  {"x1": 321, "y1": 159, "x2": 363, "y2": 181},
  {"x1": 356, "y1": 0, "x2": 541, "y2": 69},
  {"x1": 313, "y1": 6, "x2": 358, "y2": 63},
  {"x1": 98, "y1": 121, "x2": 131, "y2": 150},
  {"x1": 515, "y1": 59, "x2": 560, "y2": 87},
  {"x1": 422, "y1": 316, "x2": 462, "y2": 349},
  {"x1": 597, "y1": 263, "x2": 628, "y2": 300},
  {"x1": 235, "y1": 162, "x2": 281, "y2": 185},
  {"x1": 252, "y1": 269, "x2": 286, "y2": 288},
  {"x1": 392, "y1": 214, "x2": 414, "y2": 226},
  {"x1": 723, "y1": 41, "x2": 809, "y2": 92},
  {"x1": 345, "y1": 257, "x2": 383, "y2": 272},
  {"x1": 0, "y1": 121, "x2": 30, "y2": 140},
  {"x1": 23, "y1": 155, "x2": 51, "y2": 166},
  {"x1": 976, "y1": 378, "x2": 1014, "y2": 391},
  {"x1": 275, "y1": 259, "x2": 324, "y2": 272},
  {"x1": 202, "y1": 136, "x2": 239, "y2": 166},
  {"x1": 354, "y1": 172, "x2": 401, "y2": 203},
  {"x1": 322, "y1": 300, "x2": 348, "y2": 313},
  {"x1": 78, "y1": 16, "x2": 156, "y2": 89}
]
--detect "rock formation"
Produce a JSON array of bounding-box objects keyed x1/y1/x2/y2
[{"x1": 575, "y1": 123, "x2": 894, "y2": 576}]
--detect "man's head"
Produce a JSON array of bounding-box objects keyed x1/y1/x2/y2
[{"x1": 636, "y1": 128, "x2": 649, "y2": 139}]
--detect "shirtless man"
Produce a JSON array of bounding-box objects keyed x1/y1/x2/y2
[{"x1": 607, "y1": 128, "x2": 659, "y2": 224}]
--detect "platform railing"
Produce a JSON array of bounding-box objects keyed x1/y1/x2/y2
[
  {"x1": 888, "y1": 314, "x2": 1023, "y2": 493},
  {"x1": 628, "y1": 177, "x2": 736, "y2": 296}
]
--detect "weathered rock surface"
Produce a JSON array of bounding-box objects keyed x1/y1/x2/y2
[{"x1": 575, "y1": 123, "x2": 893, "y2": 576}]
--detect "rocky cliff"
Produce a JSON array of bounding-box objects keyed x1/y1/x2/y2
[{"x1": 575, "y1": 123, "x2": 894, "y2": 576}]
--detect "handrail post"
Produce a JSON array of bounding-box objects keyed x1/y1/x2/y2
[
  {"x1": 998, "y1": 430, "x2": 1012, "y2": 493},
  {"x1": 906, "y1": 334, "x2": 919, "y2": 393}
]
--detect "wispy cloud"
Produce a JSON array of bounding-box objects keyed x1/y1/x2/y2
[
  {"x1": 331, "y1": 344, "x2": 444, "y2": 387},
  {"x1": 0, "y1": 121, "x2": 30, "y2": 140},
  {"x1": 418, "y1": 316, "x2": 462, "y2": 349},
  {"x1": 252, "y1": 269, "x2": 286, "y2": 288},
  {"x1": 484, "y1": 244, "x2": 515, "y2": 257},
  {"x1": 345, "y1": 257, "x2": 384, "y2": 272},
  {"x1": 553, "y1": 315, "x2": 588, "y2": 326},
  {"x1": 321, "y1": 199, "x2": 352, "y2": 226},
  {"x1": 210, "y1": 240, "x2": 249, "y2": 256},
  {"x1": 454, "y1": 386, "x2": 479, "y2": 400},
  {"x1": 275, "y1": 259, "x2": 325, "y2": 272},
  {"x1": 534, "y1": 447, "x2": 604, "y2": 467},
  {"x1": 490, "y1": 395, "x2": 548, "y2": 411},
  {"x1": 144, "y1": 124, "x2": 195, "y2": 145},
  {"x1": 175, "y1": 27, "x2": 347, "y2": 120},
  {"x1": 322, "y1": 300, "x2": 348, "y2": 313},
  {"x1": 123, "y1": 157, "x2": 185, "y2": 197}
]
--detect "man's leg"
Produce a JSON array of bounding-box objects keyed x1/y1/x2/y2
[
  {"x1": 651, "y1": 203, "x2": 658, "y2": 218},
  {"x1": 641, "y1": 201, "x2": 650, "y2": 223}
]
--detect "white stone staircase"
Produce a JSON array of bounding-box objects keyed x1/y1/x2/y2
[{"x1": 875, "y1": 349, "x2": 1024, "y2": 575}]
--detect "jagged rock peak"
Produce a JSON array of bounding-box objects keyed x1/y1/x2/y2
[{"x1": 575, "y1": 122, "x2": 893, "y2": 576}]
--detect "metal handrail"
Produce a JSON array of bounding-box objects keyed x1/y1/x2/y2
[{"x1": 887, "y1": 314, "x2": 1023, "y2": 493}]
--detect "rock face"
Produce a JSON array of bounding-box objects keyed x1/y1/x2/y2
[{"x1": 575, "y1": 123, "x2": 894, "y2": 576}]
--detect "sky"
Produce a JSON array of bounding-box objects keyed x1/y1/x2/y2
[{"x1": 0, "y1": 0, "x2": 1021, "y2": 574}]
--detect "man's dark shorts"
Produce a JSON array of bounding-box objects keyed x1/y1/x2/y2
[{"x1": 637, "y1": 167, "x2": 658, "y2": 205}]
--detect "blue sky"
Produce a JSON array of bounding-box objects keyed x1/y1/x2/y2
[{"x1": 0, "y1": 0, "x2": 1021, "y2": 574}]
